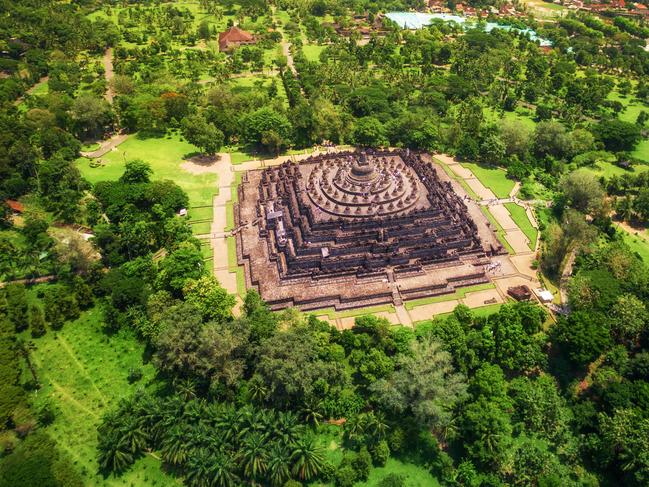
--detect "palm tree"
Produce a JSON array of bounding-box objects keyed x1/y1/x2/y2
[
  {"x1": 365, "y1": 411, "x2": 389, "y2": 443},
  {"x1": 175, "y1": 377, "x2": 198, "y2": 401},
  {"x1": 239, "y1": 431, "x2": 269, "y2": 481},
  {"x1": 300, "y1": 398, "x2": 323, "y2": 428},
  {"x1": 211, "y1": 451, "x2": 240, "y2": 487},
  {"x1": 275, "y1": 411, "x2": 305, "y2": 447},
  {"x1": 185, "y1": 448, "x2": 214, "y2": 487},
  {"x1": 161, "y1": 426, "x2": 189, "y2": 467},
  {"x1": 119, "y1": 416, "x2": 149, "y2": 454},
  {"x1": 266, "y1": 442, "x2": 292, "y2": 486},
  {"x1": 290, "y1": 436, "x2": 325, "y2": 481}
]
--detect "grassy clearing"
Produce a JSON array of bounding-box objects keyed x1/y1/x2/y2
[
  {"x1": 583, "y1": 159, "x2": 649, "y2": 179},
  {"x1": 634, "y1": 139, "x2": 649, "y2": 164},
  {"x1": 460, "y1": 162, "x2": 515, "y2": 199},
  {"x1": 404, "y1": 283, "x2": 496, "y2": 311},
  {"x1": 620, "y1": 228, "x2": 649, "y2": 262},
  {"x1": 302, "y1": 44, "x2": 326, "y2": 62},
  {"x1": 484, "y1": 106, "x2": 537, "y2": 132},
  {"x1": 480, "y1": 207, "x2": 516, "y2": 254},
  {"x1": 313, "y1": 304, "x2": 397, "y2": 321},
  {"x1": 313, "y1": 425, "x2": 440, "y2": 487},
  {"x1": 504, "y1": 203, "x2": 538, "y2": 250},
  {"x1": 414, "y1": 302, "x2": 503, "y2": 326},
  {"x1": 28, "y1": 307, "x2": 175, "y2": 486},
  {"x1": 76, "y1": 132, "x2": 218, "y2": 206}
]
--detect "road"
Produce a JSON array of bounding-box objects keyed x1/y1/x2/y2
[{"x1": 103, "y1": 48, "x2": 115, "y2": 103}]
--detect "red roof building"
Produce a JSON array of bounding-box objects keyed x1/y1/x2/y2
[
  {"x1": 5, "y1": 199, "x2": 24, "y2": 213},
  {"x1": 218, "y1": 26, "x2": 256, "y2": 52}
]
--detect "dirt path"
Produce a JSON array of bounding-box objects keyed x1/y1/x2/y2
[
  {"x1": 13, "y1": 76, "x2": 49, "y2": 106},
  {"x1": 80, "y1": 132, "x2": 128, "y2": 158},
  {"x1": 103, "y1": 48, "x2": 115, "y2": 103}
]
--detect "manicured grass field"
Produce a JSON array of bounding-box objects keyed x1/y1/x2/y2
[
  {"x1": 504, "y1": 202, "x2": 538, "y2": 250},
  {"x1": 620, "y1": 228, "x2": 649, "y2": 262},
  {"x1": 76, "y1": 132, "x2": 218, "y2": 207},
  {"x1": 634, "y1": 139, "x2": 649, "y2": 164},
  {"x1": 583, "y1": 160, "x2": 649, "y2": 179},
  {"x1": 460, "y1": 162, "x2": 515, "y2": 199},
  {"x1": 302, "y1": 44, "x2": 326, "y2": 62},
  {"x1": 404, "y1": 283, "x2": 496, "y2": 311},
  {"x1": 28, "y1": 306, "x2": 176, "y2": 486}
]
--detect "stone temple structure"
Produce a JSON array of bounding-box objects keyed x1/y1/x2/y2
[{"x1": 235, "y1": 150, "x2": 504, "y2": 311}]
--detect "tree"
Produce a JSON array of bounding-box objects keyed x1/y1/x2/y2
[
  {"x1": 5, "y1": 283, "x2": 28, "y2": 332},
  {"x1": 183, "y1": 276, "x2": 235, "y2": 323},
  {"x1": 153, "y1": 303, "x2": 249, "y2": 387},
  {"x1": 369, "y1": 337, "x2": 467, "y2": 432},
  {"x1": 633, "y1": 188, "x2": 649, "y2": 222},
  {"x1": 181, "y1": 113, "x2": 224, "y2": 156},
  {"x1": 290, "y1": 436, "x2": 325, "y2": 481},
  {"x1": 119, "y1": 160, "x2": 151, "y2": 184},
  {"x1": 156, "y1": 241, "x2": 205, "y2": 295},
  {"x1": 610, "y1": 293, "x2": 647, "y2": 347},
  {"x1": 353, "y1": 117, "x2": 388, "y2": 147},
  {"x1": 592, "y1": 119, "x2": 642, "y2": 152},
  {"x1": 499, "y1": 119, "x2": 531, "y2": 159},
  {"x1": 29, "y1": 304, "x2": 46, "y2": 338},
  {"x1": 241, "y1": 108, "x2": 292, "y2": 153},
  {"x1": 561, "y1": 169, "x2": 605, "y2": 214},
  {"x1": 460, "y1": 398, "x2": 513, "y2": 469},
  {"x1": 70, "y1": 94, "x2": 113, "y2": 139},
  {"x1": 267, "y1": 443, "x2": 292, "y2": 486},
  {"x1": 552, "y1": 311, "x2": 612, "y2": 368},
  {"x1": 533, "y1": 121, "x2": 571, "y2": 160}
]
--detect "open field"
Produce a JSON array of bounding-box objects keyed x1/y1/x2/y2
[
  {"x1": 504, "y1": 202, "x2": 538, "y2": 250},
  {"x1": 302, "y1": 44, "x2": 326, "y2": 62},
  {"x1": 582, "y1": 159, "x2": 649, "y2": 179},
  {"x1": 314, "y1": 425, "x2": 440, "y2": 487},
  {"x1": 28, "y1": 306, "x2": 176, "y2": 486},
  {"x1": 404, "y1": 283, "x2": 496, "y2": 311},
  {"x1": 76, "y1": 132, "x2": 218, "y2": 207},
  {"x1": 460, "y1": 162, "x2": 515, "y2": 199},
  {"x1": 620, "y1": 227, "x2": 649, "y2": 262}
]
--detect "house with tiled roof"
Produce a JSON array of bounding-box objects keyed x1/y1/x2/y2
[{"x1": 218, "y1": 26, "x2": 256, "y2": 52}]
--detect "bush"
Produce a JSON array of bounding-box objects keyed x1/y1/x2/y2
[
  {"x1": 127, "y1": 367, "x2": 143, "y2": 384},
  {"x1": 378, "y1": 473, "x2": 407, "y2": 487},
  {"x1": 335, "y1": 464, "x2": 358, "y2": 487},
  {"x1": 388, "y1": 427, "x2": 405, "y2": 453},
  {"x1": 372, "y1": 439, "x2": 390, "y2": 467},
  {"x1": 352, "y1": 447, "x2": 372, "y2": 481}
]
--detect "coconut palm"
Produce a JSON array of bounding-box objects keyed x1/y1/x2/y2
[
  {"x1": 266, "y1": 442, "x2": 292, "y2": 486},
  {"x1": 300, "y1": 398, "x2": 323, "y2": 428},
  {"x1": 185, "y1": 448, "x2": 214, "y2": 487},
  {"x1": 239, "y1": 431, "x2": 269, "y2": 480},
  {"x1": 274, "y1": 411, "x2": 305, "y2": 447},
  {"x1": 161, "y1": 426, "x2": 189, "y2": 467},
  {"x1": 119, "y1": 416, "x2": 149, "y2": 454},
  {"x1": 290, "y1": 436, "x2": 325, "y2": 481},
  {"x1": 211, "y1": 451, "x2": 240, "y2": 487}
]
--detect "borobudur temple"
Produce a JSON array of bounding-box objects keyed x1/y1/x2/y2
[{"x1": 235, "y1": 150, "x2": 505, "y2": 311}]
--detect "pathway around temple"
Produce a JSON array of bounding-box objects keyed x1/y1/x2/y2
[{"x1": 209, "y1": 150, "x2": 543, "y2": 327}]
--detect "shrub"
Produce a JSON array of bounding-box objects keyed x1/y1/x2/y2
[
  {"x1": 334, "y1": 464, "x2": 358, "y2": 487},
  {"x1": 352, "y1": 447, "x2": 372, "y2": 481},
  {"x1": 378, "y1": 474, "x2": 407, "y2": 487},
  {"x1": 372, "y1": 439, "x2": 390, "y2": 467}
]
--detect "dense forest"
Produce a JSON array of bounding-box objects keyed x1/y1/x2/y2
[{"x1": 1, "y1": 0, "x2": 649, "y2": 485}]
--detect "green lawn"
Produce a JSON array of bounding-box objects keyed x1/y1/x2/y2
[
  {"x1": 634, "y1": 139, "x2": 649, "y2": 164},
  {"x1": 302, "y1": 44, "x2": 326, "y2": 62},
  {"x1": 460, "y1": 162, "x2": 515, "y2": 199},
  {"x1": 76, "y1": 132, "x2": 218, "y2": 207},
  {"x1": 28, "y1": 306, "x2": 176, "y2": 486},
  {"x1": 504, "y1": 202, "x2": 538, "y2": 250},
  {"x1": 583, "y1": 159, "x2": 649, "y2": 179},
  {"x1": 484, "y1": 106, "x2": 537, "y2": 132},
  {"x1": 404, "y1": 283, "x2": 496, "y2": 311},
  {"x1": 620, "y1": 228, "x2": 649, "y2": 262}
]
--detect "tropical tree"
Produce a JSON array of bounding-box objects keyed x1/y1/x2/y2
[
  {"x1": 239, "y1": 432, "x2": 268, "y2": 480},
  {"x1": 267, "y1": 443, "x2": 292, "y2": 486},
  {"x1": 290, "y1": 436, "x2": 325, "y2": 481}
]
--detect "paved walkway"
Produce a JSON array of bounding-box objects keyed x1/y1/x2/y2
[
  {"x1": 80, "y1": 133, "x2": 128, "y2": 158},
  {"x1": 103, "y1": 48, "x2": 115, "y2": 103}
]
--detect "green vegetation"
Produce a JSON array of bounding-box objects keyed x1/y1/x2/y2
[
  {"x1": 460, "y1": 162, "x2": 515, "y2": 199},
  {"x1": 77, "y1": 132, "x2": 218, "y2": 206},
  {"x1": 404, "y1": 283, "x2": 496, "y2": 310},
  {"x1": 504, "y1": 202, "x2": 538, "y2": 250}
]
